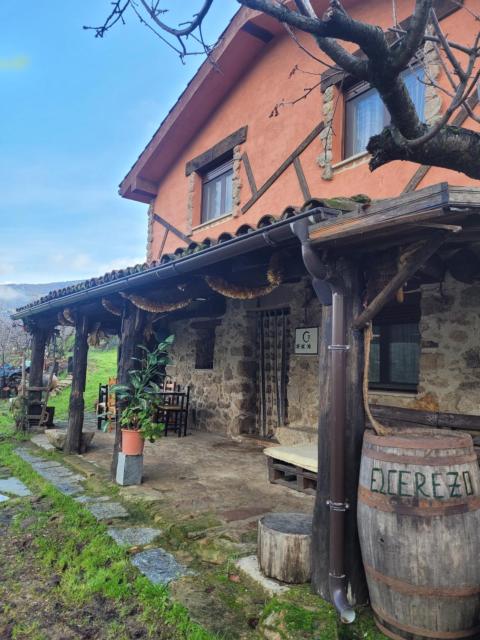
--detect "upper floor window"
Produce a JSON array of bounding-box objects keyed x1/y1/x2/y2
[
  {"x1": 201, "y1": 158, "x2": 233, "y2": 223},
  {"x1": 344, "y1": 67, "x2": 425, "y2": 159}
]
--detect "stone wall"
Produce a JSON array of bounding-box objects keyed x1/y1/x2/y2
[
  {"x1": 166, "y1": 278, "x2": 322, "y2": 443},
  {"x1": 370, "y1": 275, "x2": 480, "y2": 416}
]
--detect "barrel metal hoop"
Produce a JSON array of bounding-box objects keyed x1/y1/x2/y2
[
  {"x1": 373, "y1": 604, "x2": 480, "y2": 639},
  {"x1": 364, "y1": 562, "x2": 480, "y2": 597},
  {"x1": 364, "y1": 432, "x2": 473, "y2": 450},
  {"x1": 361, "y1": 445, "x2": 477, "y2": 466},
  {"x1": 358, "y1": 485, "x2": 480, "y2": 516}
]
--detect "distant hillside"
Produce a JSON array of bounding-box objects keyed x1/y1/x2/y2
[{"x1": 0, "y1": 282, "x2": 78, "y2": 317}]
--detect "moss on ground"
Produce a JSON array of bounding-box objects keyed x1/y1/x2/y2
[{"x1": 0, "y1": 440, "x2": 217, "y2": 640}]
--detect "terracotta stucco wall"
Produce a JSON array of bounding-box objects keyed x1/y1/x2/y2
[{"x1": 146, "y1": 0, "x2": 480, "y2": 262}]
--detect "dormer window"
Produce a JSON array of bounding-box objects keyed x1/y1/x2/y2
[{"x1": 201, "y1": 157, "x2": 234, "y2": 223}]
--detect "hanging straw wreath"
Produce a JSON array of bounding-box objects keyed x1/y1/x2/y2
[
  {"x1": 57, "y1": 309, "x2": 75, "y2": 327},
  {"x1": 102, "y1": 297, "x2": 122, "y2": 317},
  {"x1": 205, "y1": 253, "x2": 283, "y2": 300},
  {"x1": 120, "y1": 291, "x2": 192, "y2": 314}
]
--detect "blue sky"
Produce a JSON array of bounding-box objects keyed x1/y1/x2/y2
[{"x1": 0, "y1": 1, "x2": 238, "y2": 285}]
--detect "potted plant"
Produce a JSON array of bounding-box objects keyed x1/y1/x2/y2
[{"x1": 112, "y1": 335, "x2": 174, "y2": 455}]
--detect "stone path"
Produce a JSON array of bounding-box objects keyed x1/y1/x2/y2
[
  {"x1": 108, "y1": 526, "x2": 161, "y2": 547},
  {"x1": 0, "y1": 477, "x2": 31, "y2": 497},
  {"x1": 131, "y1": 548, "x2": 193, "y2": 585},
  {"x1": 13, "y1": 446, "x2": 191, "y2": 586}
]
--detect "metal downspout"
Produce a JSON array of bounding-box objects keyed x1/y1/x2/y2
[{"x1": 291, "y1": 218, "x2": 355, "y2": 624}]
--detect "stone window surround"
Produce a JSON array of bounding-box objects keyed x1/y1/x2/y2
[
  {"x1": 318, "y1": 40, "x2": 443, "y2": 181},
  {"x1": 187, "y1": 142, "x2": 243, "y2": 235}
]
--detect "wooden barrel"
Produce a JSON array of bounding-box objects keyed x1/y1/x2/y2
[{"x1": 358, "y1": 428, "x2": 480, "y2": 640}]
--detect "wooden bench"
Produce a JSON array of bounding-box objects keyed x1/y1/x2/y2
[{"x1": 264, "y1": 444, "x2": 317, "y2": 495}]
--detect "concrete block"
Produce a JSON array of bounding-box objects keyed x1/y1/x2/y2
[
  {"x1": 116, "y1": 453, "x2": 143, "y2": 486},
  {"x1": 236, "y1": 555, "x2": 289, "y2": 597}
]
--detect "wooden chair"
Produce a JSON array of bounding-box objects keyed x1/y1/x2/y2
[
  {"x1": 154, "y1": 379, "x2": 190, "y2": 437},
  {"x1": 96, "y1": 383, "x2": 109, "y2": 430}
]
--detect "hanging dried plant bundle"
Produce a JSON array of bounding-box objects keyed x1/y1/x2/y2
[
  {"x1": 57, "y1": 309, "x2": 75, "y2": 327},
  {"x1": 63, "y1": 308, "x2": 75, "y2": 324},
  {"x1": 120, "y1": 291, "x2": 192, "y2": 313},
  {"x1": 205, "y1": 253, "x2": 283, "y2": 300},
  {"x1": 102, "y1": 297, "x2": 122, "y2": 316},
  {"x1": 88, "y1": 322, "x2": 107, "y2": 347}
]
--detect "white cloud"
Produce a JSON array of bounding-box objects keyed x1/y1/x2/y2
[{"x1": 0, "y1": 285, "x2": 25, "y2": 302}]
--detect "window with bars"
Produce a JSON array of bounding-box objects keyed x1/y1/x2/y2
[
  {"x1": 344, "y1": 67, "x2": 425, "y2": 158},
  {"x1": 369, "y1": 294, "x2": 421, "y2": 393},
  {"x1": 201, "y1": 158, "x2": 233, "y2": 223}
]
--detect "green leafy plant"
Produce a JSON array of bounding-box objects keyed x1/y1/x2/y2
[{"x1": 111, "y1": 336, "x2": 174, "y2": 442}]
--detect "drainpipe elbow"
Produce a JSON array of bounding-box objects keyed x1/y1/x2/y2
[{"x1": 329, "y1": 574, "x2": 356, "y2": 624}]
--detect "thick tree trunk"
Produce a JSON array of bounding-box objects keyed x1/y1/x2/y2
[
  {"x1": 28, "y1": 327, "x2": 49, "y2": 429},
  {"x1": 111, "y1": 301, "x2": 146, "y2": 479},
  {"x1": 311, "y1": 258, "x2": 369, "y2": 606},
  {"x1": 64, "y1": 314, "x2": 89, "y2": 454}
]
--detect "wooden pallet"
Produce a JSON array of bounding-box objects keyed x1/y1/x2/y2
[{"x1": 267, "y1": 456, "x2": 317, "y2": 495}]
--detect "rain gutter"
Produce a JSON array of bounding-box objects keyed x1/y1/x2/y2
[{"x1": 12, "y1": 207, "x2": 339, "y2": 321}]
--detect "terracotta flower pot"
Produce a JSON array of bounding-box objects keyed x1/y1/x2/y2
[{"x1": 121, "y1": 429, "x2": 145, "y2": 455}]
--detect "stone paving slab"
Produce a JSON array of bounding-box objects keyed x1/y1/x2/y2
[
  {"x1": 31, "y1": 461, "x2": 63, "y2": 470},
  {"x1": 31, "y1": 435, "x2": 55, "y2": 451},
  {"x1": 131, "y1": 548, "x2": 192, "y2": 585},
  {"x1": 86, "y1": 502, "x2": 129, "y2": 520},
  {"x1": 15, "y1": 449, "x2": 41, "y2": 463},
  {"x1": 75, "y1": 495, "x2": 110, "y2": 504},
  {"x1": 52, "y1": 482, "x2": 84, "y2": 496},
  {"x1": 0, "y1": 494, "x2": 9, "y2": 503},
  {"x1": 108, "y1": 527, "x2": 161, "y2": 547},
  {"x1": 0, "y1": 477, "x2": 31, "y2": 497}
]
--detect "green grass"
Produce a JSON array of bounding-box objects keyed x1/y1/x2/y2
[
  {"x1": 0, "y1": 441, "x2": 217, "y2": 640},
  {"x1": 50, "y1": 348, "x2": 117, "y2": 420}
]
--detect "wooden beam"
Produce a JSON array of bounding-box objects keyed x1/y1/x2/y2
[
  {"x1": 242, "y1": 121, "x2": 324, "y2": 214},
  {"x1": 353, "y1": 231, "x2": 457, "y2": 330},
  {"x1": 293, "y1": 157, "x2": 311, "y2": 201},
  {"x1": 158, "y1": 226, "x2": 169, "y2": 259},
  {"x1": 64, "y1": 313, "x2": 89, "y2": 454},
  {"x1": 27, "y1": 327, "x2": 49, "y2": 429},
  {"x1": 241, "y1": 152, "x2": 258, "y2": 196},
  {"x1": 153, "y1": 213, "x2": 189, "y2": 244},
  {"x1": 132, "y1": 176, "x2": 158, "y2": 200},
  {"x1": 241, "y1": 22, "x2": 274, "y2": 43},
  {"x1": 111, "y1": 301, "x2": 147, "y2": 478},
  {"x1": 185, "y1": 126, "x2": 248, "y2": 176},
  {"x1": 309, "y1": 182, "x2": 452, "y2": 244}
]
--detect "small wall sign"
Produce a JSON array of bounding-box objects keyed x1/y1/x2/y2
[{"x1": 294, "y1": 327, "x2": 318, "y2": 355}]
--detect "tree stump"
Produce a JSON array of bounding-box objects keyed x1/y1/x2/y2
[{"x1": 258, "y1": 512, "x2": 312, "y2": 584}]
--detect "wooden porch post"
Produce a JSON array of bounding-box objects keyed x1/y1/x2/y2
[
  {"x1": 64, "y1": 313, "x2": 89, "y2": 454},
  {"x1": 111, "y1": 300, "x2": 146, "y2": 478},
  {"x1": 27, "y1": 325, "x2": 49, "y2": 429},
  {"x1": 311, "y1": 257, "x2": 369, "y2": 605}
]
